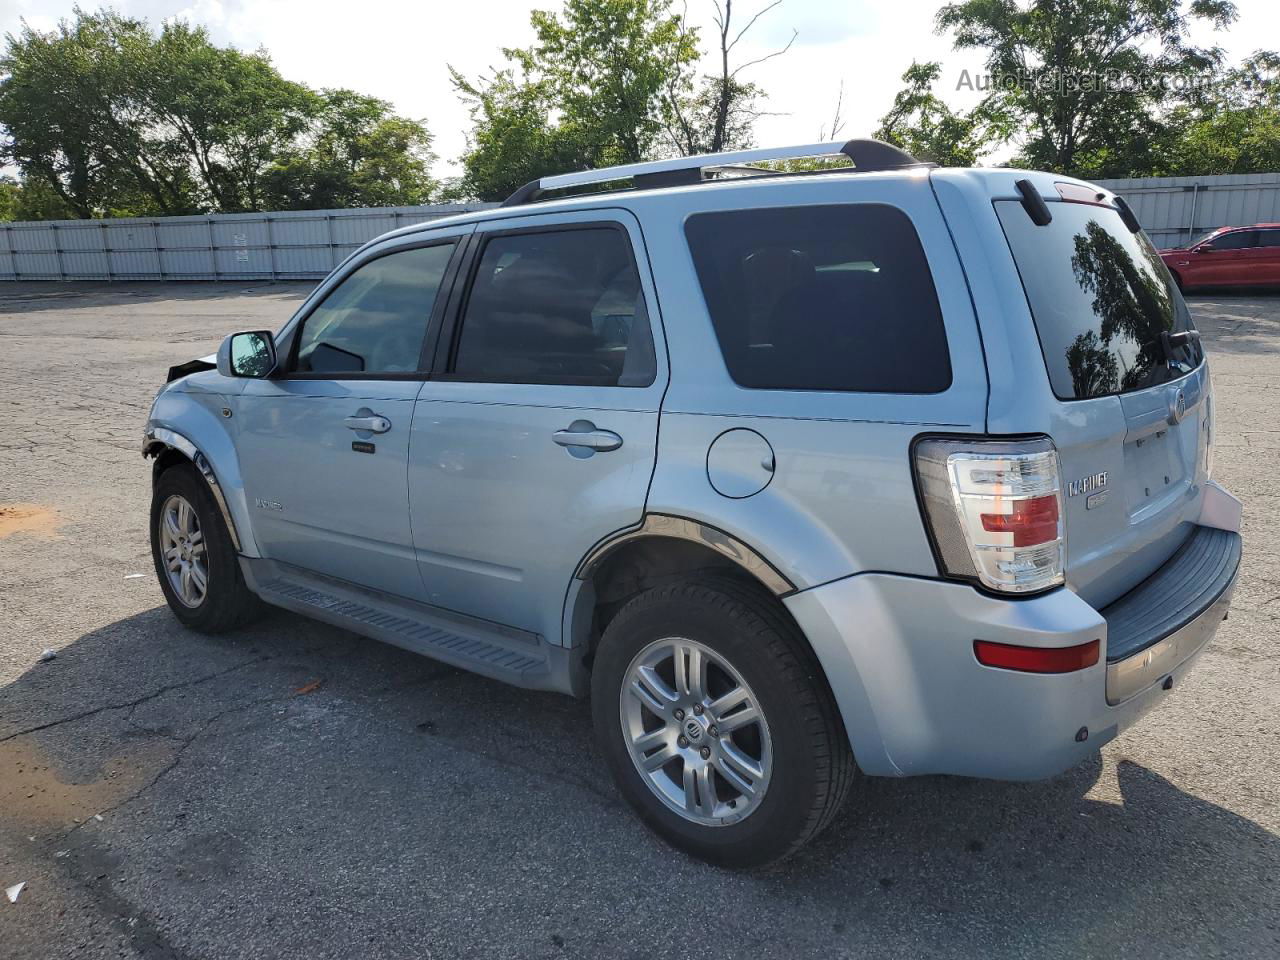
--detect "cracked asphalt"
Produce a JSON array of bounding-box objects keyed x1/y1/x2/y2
[{"x1": 1, "y1": 281, "x2": 1278, "y2": 960}]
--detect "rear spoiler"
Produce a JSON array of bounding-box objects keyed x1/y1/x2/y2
[{"x1": 1014, "y1": 178, "x2": 1143, "y2": 234}]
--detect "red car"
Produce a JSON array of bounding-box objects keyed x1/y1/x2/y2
[{"x1": 1161, "y1": 223, "x2": 1280, "y2": 290}]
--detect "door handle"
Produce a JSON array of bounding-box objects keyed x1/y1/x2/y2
[
  {"x1": 553, "y1": 426, "x2": 623, "y2": 452},
  {"x1": 344, "y1": 415, "x2": 391, "y2": 434}
]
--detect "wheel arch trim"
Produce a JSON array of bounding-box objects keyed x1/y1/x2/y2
[
  {"x1": 144, "y1": 426, "x2": 244, "y2": 553},
  {"x1": 573, "y1": 513, "x2": 795, "y2": 597}
]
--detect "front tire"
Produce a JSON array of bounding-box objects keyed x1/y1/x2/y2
[
  {"x1": 591, "y1": 578, "x2": 854, "y2": 867},
  {"x1": 150, "y1": 463, "x2": 263, "y2": 633}
]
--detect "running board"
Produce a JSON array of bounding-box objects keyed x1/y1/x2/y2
[{"x1": 240, "y1": 558, "x2": 580, "y2": 694}]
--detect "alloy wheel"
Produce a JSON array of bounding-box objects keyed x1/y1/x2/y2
[
  {"x1": 620, "y1": 637, "x2": 773, "y2": 826},
  {"x1": 158, "y1": 494, "x2": 208, "y2": 608}
]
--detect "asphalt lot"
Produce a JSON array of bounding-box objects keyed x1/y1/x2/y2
[{"x1": 1, "y1": 281, "x2": 1277, "y2": 960}]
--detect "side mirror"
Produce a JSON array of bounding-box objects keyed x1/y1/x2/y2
[{"x1": 217, "y1": 330, "x2": 277, "y2": 378}]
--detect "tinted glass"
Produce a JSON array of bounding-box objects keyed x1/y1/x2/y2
[
  {"x1": 1207, "y1": 230, "x2": 1259, "y2": 250},
  {"x1": 1260, "y1": 229, "x2": 1280, "y2": 248},
  {"x1": 684, "y1": 204, "x2": 951, "y2": 393},
  {"x1": 452, "y1": 228, "x2": 655, "y2": 386},
  {"x1": 294, "y1": 243, "x2": 455, "y2": 375},
  {"x1": 996, "y1": 201, "x2": 1202, "y2": 400}
]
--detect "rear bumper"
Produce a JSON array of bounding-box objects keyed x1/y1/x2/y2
[
  {"x1": 785, "y1": 521, "x2": 1241, "y2": 781},
  {"x1": 1103, "y1": 525, "x2": 1241, "y2": 704}
]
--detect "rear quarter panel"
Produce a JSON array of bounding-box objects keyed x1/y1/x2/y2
[{"x1": 633, "y1": 172, "x2": 989, "y2": 589}]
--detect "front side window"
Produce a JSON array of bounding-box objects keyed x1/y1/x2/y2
[
  {"x1": 1259, "y1": 229, "x2": 1280, "y2": 248},
  {"x1": 684, "y1": 204, "x2": 952, "y2": 393},
  {"x1": 451, "y1": 227, "x2": 655, "y2": 386},
  {"x1": 293, "y1": 242, "x2": 455, "y2": 375}
]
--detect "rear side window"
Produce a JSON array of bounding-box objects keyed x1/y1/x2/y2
[
  {"x1": 684, "y1": 204, "x2": 951, "y2": 393},
  {"x1": 451, "y1": 227, "x2": 656, "y2": 387},
  {"x1": 995, "y1": 201, "x2": 1202, "y2": 400},
  {"x1": 1259, "y1": 229, "x2": 1280, "y2": 248}
]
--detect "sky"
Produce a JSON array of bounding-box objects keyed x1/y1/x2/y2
[{"x1": 2, "y1": 0, "x2": 1278, "y2": 178}]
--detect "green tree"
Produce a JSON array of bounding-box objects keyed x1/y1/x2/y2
[
  {"x1": 452, "y1": 0, "x2": 700, "y2": 200},
  {"x1": 0, "y1": 176, "x2": 18, "y2": 220},
  {"x1": 1160, "y1": 51, "x2": 1280, "y2": 175},
  {"x1": 875, "y1": 61, "x2": 1011, "y2": 165},
  {"x1": 0, "y1": 8, "x2": 437, "y2": 218},
  {"x1": 936, "y1": 0, "x2": 1238, "y2": 177},
  {"x1": 524, "y1": 0, "x2": 699, "y2": 163},
  {"x1": 450, "y1": 67, "x2": 591, "y2": 201},
  {"x1": 0, "y1": 9, "x2": 151, "y2": 217},
  {"x1": 263, "y1": 90, "x2": 436, "y2": 209},
  {"x1": 141, "y1": 22, "x2": 315, "y2": 212},
  {"x1": 0, "y1": 177, "x2": 77, "y2": 222}
]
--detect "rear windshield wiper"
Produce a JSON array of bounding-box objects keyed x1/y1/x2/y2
[{"x1": 1160, "y1": 329, "x2": 1201, "y2": 364}]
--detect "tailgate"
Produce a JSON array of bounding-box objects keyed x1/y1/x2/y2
[{"x1": 993, "y1": 194, "x2": 1211, "y2": 608}]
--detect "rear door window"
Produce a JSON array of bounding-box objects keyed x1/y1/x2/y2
[
  {"x1": 995, "y1": 201, "x2": 1202, "y2": 400},
  {"x1": 451, "y1": 227, "x2": 655, "y2": 387},
  {"x1": 684, "y1": 204, "x2": 951, "y2": 393}
]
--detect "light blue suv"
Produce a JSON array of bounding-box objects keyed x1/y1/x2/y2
[{"x1": 144, "y1": 139, "x2": 1242, "y2": 866}]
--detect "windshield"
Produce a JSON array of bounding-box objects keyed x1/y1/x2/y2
[
  {"x1": 996, "y1": 200, "x2": 1203, "y2": 400},
  {"x1": 1187, "y1": 229, "x2": 1222, "y2": 248}
]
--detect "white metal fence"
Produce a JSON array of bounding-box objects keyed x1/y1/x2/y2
[
  {"x1": 2, "y1": 172, "x2": 1278, "y2": 280},
  {"x1": 1095, "y1": 172, "x2": 1280, "y2": 249},
  {"x1": 0, "y1": 203, "x2": 496, "y2": 282}
]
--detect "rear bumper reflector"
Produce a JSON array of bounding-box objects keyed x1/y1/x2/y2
[{"x1": 974, "y1": 638, "x2": 1100, "y2": 674}]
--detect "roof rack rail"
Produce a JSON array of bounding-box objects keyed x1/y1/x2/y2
[{"x1": 500, "y1": 138, "x2": 927, "y2": 207}]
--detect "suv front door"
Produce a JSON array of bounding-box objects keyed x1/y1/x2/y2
[
  {"x1": 1190, "y1": 229, "x2": 1258, "y2": 286},
  {"x1": 408, "y1": 210, "x2": 666, "y2": 643},
  {"x1": 237, "y1": 231, "x2": 470, "y2": 600}
]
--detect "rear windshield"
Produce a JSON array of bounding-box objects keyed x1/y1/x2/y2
[
  {"x1": 684, "y1": 204, "x2": 951, "y2": 393},
  {"x1": 996, "y1": 200, "x2": 1202, "y2": 400}
]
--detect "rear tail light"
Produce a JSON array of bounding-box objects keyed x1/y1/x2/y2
[{"x1": 914, "y1": 437, "x2": 1065, "y2": 594}]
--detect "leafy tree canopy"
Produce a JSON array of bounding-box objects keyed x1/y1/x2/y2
[
  {"x1": 875, "y1": 61, "x2": 1013, "y2": 165},
  {"x1": 933, "y1": 0, "x2": 1243, "y2": 177},
  {"x1": 452, "y1": 0, "x2": 700, "y2": 201},
  {"x1": 0, "y1": 7, "x2": 436, "y2": 219}
]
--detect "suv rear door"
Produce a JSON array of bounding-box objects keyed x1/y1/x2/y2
[
  {"x1": 1248, "y1": 227, "x2": 1280, "y2": 284},
  {"x1": 407, "y1": 209, "x2": 666, "y2": 643},
  {"x1": 953, "y1": 177, "x2": 1210, "y2": 608}
]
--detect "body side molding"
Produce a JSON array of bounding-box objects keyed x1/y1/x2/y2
[{"x1": 574, "y1": 513, "x2": 795, "y2": 596}]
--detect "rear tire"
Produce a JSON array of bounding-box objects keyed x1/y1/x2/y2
[
  {"x1": 150, "y1": 462, "x2": 263, "y2": 634},
  {"x1": 591, "y1": 577, "x2": 854, "y2": 868}
]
